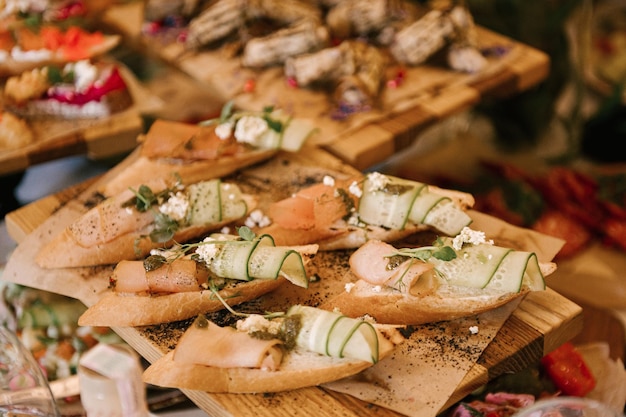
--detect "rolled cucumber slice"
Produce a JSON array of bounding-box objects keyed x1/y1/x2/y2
[
  {"x1": 187, "y1": 180, "x2": 222, "y2": 225},
  {"x1": 187, "y1": 180, "x2": 248, "y2": 226},
  {"x1": 428, "y1": 240, "x2": 546, "y2": 292},
  {"x1": 357, "y1": 173, "x2": 471, "y2": 236},
  {"x1": 287, "y1": 305, "x2": 380, "y2": 363},
  {"x1": 358, "y1": 176, "x2": 424, "y2": 230},
  {"x1": 280, "y1": 117, "x2": 317, "y2": 152},
  {"x1": 248, "y1": 246, "x2": 309, "y2": 288},
  {"x1": 210, "y1": 235, "x2": 273, "y2": 281},
  {"x1": 204, "y1": 234, "x2": 309, "y2": 287}
]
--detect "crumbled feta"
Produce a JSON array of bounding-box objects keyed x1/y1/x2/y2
[
  {"x1": 345, "y1": 282, "x2": 356, "y2": 293},
  {"x1": 245, "y1": 209, "x2": 271, "y2": 228},
  {"x1": 195, "y1": 236, "x2": 223, "y2": 264},
  {"x1": 323, "y1": 175, "x2": 335, "y2": 187},
  {"x1": 234, "y1": 116, "x2": 268, "y2": 145},
  {"x1": 346, "y1": 213, "x2": 364, "y2": 227},
  {"x1": 237, "y1": 314, "x2": 281, "y2": 335},
  {"x1": 365, "y1": 172, "x2": 389, "y2": 192},
  {"x1": 69, "y1": 60, "x2": 98, "y2": 93},
  {"x1": 469, "y1": 326, "x2": 479, "y2": 334},
  {"x1": 215, "y1": 121, "x2": 234, "y2": 139},
  {"x1": 372, "y1": 285, "x2": 382, "y2": 293},
  {"x1": 452, "y1": 227, "x2": 493, "y2": 250},
  {"x1": 159, "y1": 191, "x2": 190, "y2": 222},
  {"x1": 348, "y1": 180, "x2": 362, "y2": 197}
]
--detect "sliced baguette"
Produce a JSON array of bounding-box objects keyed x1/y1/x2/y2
[
  {"x1": 321, "y1": 259, "x2": 557, "y2": 325},
  {"x1": 78, "y1": 278, "x2": 287, "y2": 327},
  {"x1": 35, "y1": 189, "x2": 258, "y2": 268},
  {"x1": 98, "y1": 119, "x2": 279, "y2": 197},
  {"x1": 143, "y1": 324, "x2": 400, "y2": 393}
]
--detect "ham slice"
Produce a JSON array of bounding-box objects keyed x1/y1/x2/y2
[
  {"x1": 349, "y1": 239, "x2": 436, "y2": 294},
  {"x1": 173, "y1": 318, "x2": 284, "y2": 371},
  {"x1": 112, "y1": 258, "x2": 209, "y2": 294}
]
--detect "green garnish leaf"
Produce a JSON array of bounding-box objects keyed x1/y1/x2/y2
[
  {"x1": 150, "y1": 212, "x2": 179, "y2": 243},
  {"x1": 263, "y1": 114, "x2": 283, "y2": 133},
  {"x1": 143, "y1": 254, "x2": 167, "y2": 272},
  {"x1": 431, "y1": 246, "x2": 457, "y2": 261},
  {"x1": 220, "y1": 100, "x2": 235, "y2": 123},
  {"x1": 237, "y1": 226, "x2": 256, "y2": 241}
]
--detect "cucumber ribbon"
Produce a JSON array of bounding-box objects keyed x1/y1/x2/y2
[
  {"x1": 199, "y1": 233, "x2": 310, "y2": 288},
  {"x1": 427, "y1": 238, "x2": 546, "y2": 293},
  {"x1": 358, "y1": 173, "x2": 472, "y2": 236},
  {"x1": 287, "y1": 305, "x2": 379, "y2": 363}
]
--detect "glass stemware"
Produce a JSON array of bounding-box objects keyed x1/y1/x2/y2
[{"x1": 0, "y1": 325, "x2": 61, "y2": 417}]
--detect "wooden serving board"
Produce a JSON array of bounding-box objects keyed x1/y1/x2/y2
[
  {"x1": 98, "y1": 1, "x2": 550, "y2": 170},
  {"x1": 3, "y1": 147, "x2": 583, "y2": 417}
]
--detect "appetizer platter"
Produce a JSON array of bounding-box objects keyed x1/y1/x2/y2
[
  {"x1": 0, "y1": 0, "x2": 163, "y2": 176},
  {"x1": 3, "y1": 121, "x2": 583, "y2": 417},
  {"x1": 98, "y1": 0, "x2": 550, "y2": 169}
]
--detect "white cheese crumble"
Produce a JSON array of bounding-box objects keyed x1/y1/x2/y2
[
  {"x1": 215, "y1": 121, "x2": 233, "y2": 139},
  {"x1": 195, "y1": 236, "x2": 224, "y2": 264},
  {"x1": 469, "y1": 326, "x2": 479, "y2": 335},
  {"x1": 234, "y1": 116, "x2": 268, "y2": 145},
  {"x1": 244, "y1": 209, "x2": 271, "y2": 228},
  {"x1": 68, "y1": 60, "x2": 98, "y2": 93},
  {"x1": 452, "y1": 226, "x2": 493, "y2": 250},
  {"x1": 366, "y1": 172, "x2": 389, "y2": 192},
  {"x1": 158, "y1": 191, "x2": 190, "y2": 222},
  {"x1": 322, "y1": 175, "x2": 335, "y2": 187},
  {"x1": 237, "y1": 314, "x2": 282, "y2": 335},
  {"x1": 345, "y1": 282, "x2": 356, "y2": 293},
  {"x1": 348, "y1": 180, "x2": 362, "y2": 198}
]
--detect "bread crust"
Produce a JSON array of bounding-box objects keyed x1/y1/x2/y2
[
  {"x1": 78, "y1": 277, "x2": 287, "y2": 327},
  {"x1": 143, "y1": 349, "x2": 378, "y2": 393},
  {"x1": 35, "y1": 195, "x2": 258, "y2": 269},
  {"x1": 321, "y1": 280, "x2": 527, "y2": 325}
]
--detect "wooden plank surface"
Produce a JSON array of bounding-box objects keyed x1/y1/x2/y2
[{"x1": 4, "y1": 147, "x2": 583, "y2": 417}]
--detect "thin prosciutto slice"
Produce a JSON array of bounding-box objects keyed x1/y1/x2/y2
[
  {"x1": 349, "y1": 239, "x2": 436, "y2": 293},
  {"x1": 173, "y1": 317, "x2": 284, "y2": 371},
  {"x1": 112, "y1": 259, "x2": 209, "y2": 294}
]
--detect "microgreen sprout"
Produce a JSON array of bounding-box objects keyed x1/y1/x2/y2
[
  {"x1": 388, "y1": 238, "x2": 457, "y2": 263},
  {"x1": 208, "y1": 282, "x2": 285, "y2": 320}
]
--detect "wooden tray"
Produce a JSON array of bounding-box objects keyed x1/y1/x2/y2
[
  {"x1": 3, "y1": 147, "x2": 583, "y2": 417},
  {"x1": 98, "y1": 2, "x2": 550, "y2": 170}
]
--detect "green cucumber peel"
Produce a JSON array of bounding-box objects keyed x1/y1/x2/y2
[{"x1": 288, "y1": 305, "x2": 380, "y2": 363}]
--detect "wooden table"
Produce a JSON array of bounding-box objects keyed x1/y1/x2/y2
[{"x1": 4, "y1": 147, "x2": 583, "y2": 417}]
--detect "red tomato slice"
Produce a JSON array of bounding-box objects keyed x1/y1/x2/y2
[{"x1": 540, "y1": 342, "x2": 596, "y2": 397}]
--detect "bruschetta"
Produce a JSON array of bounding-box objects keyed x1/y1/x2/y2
[
  {"x1": 78, "y1": 228, "x2": 319, "y2": 326},
  {"x1": 320, "y1": 228, "x2": 557, "y2": 325},
  {"x1": 142, "y1": 305, "x2": 404, "y2": 393},
  {"x1": 36, "y1": 178, "x2": 258, "y2": 268},
  {"x1": 98, "y1": 102, "x2": 318, "y2": 197},
  {"x1": 3, "y1": 59, "x2": 133, "y2": 119},
  {"x1": 0, "y1": 23, "x2": 120, "y2": 76},
  {"x1": 256, "y1": 171, "x2": 475, "y2": 249}
]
